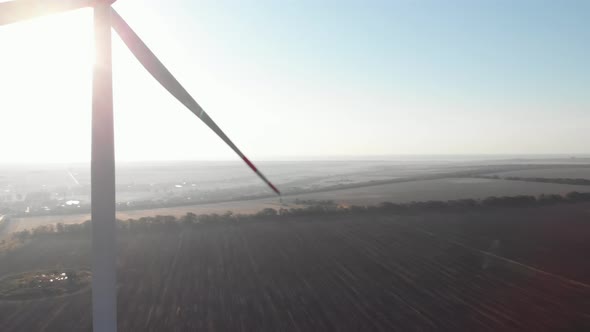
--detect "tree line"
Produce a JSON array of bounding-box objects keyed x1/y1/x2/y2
[
  {"x1": 8, "y1": 191, "x2": 590, "y2": 243},
  {"x1": 479, "y1": 175, "x2": 590, "y2": 186}
]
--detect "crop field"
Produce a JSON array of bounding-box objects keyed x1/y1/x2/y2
[
  {"x1": 6, "y1": 160, "x2": 583, "y2": 209},
  {"x1": 288, "y1": 178, "x2": 590, "y2": 206},
  {"x1": 0, "y1": 204, "x2": 589, "y2": 331},
  {"x1": 489, "y1": 167, "x2": 590, "y2": 179}
]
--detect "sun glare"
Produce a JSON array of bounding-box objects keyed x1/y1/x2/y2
[
  {"x1": 0, "y1": 9, "x2": 94, "y2": 163},
  {"x1": 0, "y1": 3, "x2": 223, "y2": 163}
]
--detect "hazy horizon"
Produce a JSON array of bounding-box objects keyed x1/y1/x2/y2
[{"x1": 1, "y1": 153, "x2": 590, "y2": 166}]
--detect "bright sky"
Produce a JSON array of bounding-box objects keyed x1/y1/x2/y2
[{"x1": 0, "y1": 0, "x2": 588, "y2": 162}]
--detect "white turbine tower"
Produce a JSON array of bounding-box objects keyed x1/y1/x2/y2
[{"x1": 0, "y1": 1, "x2": 281, "y2": 331}]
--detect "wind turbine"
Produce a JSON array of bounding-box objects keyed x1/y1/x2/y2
[{"x1": 1, "y1": 1, "x2": 281, "y2": 331}]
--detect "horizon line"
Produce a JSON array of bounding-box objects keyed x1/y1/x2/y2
[{"x1": 2, "y1": 153, "x2": 590, "y2": 165}]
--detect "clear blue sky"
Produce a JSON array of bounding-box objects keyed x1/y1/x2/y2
[{"x1": 0, "y1": 0, "x2": 588, "y2": 162}]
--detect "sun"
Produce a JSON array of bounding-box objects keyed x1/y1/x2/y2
[
  {"x1": 0, "y1": 6, "x2": 94, "y2": 82},
  {"x1": 0, "y1": 8, "x2": 94, "y2": 163}
]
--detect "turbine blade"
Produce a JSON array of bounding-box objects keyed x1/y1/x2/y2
[
  {"x1": 110, "y1": 9, "x2": 281, "y2": 196},
  {"x1": 0, "y1": 0, "x2": 97, "y2": 26}
]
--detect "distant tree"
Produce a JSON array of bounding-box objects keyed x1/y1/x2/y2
[
  {"x1": 222, "y1": 211, "x2": 234, "y2": 220},
  {"x1": 13, "y1": 230, "x2": 30, "y2": 242},
  {"x1": 565, "y1": 191, "x2": 590, "y2": 202},
  {"x1": 257, "y1": 208, "x2": 278, "y2": 217},
  {"x1": 181, "y1": 212, "x2": 197, "y2": 225},
  {"x1": 538, "y1": 194, "x2": 564, "y2": 205},
  {"x1": 348, "y1": 205, "x2": 367, "y2": 213}
]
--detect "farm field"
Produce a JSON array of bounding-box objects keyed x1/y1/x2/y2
[
  {"x1": 4, "y1": 160, "x2": 588, "y2": 209},
  {"x1": 288, "y1": 177, "x2": 590, "y2": 206},
  {"x1": 0, "y1": 204, "x2": 589, "y2": 331},
  {"x1": 398, "y1": 205, "x2": 590, "y2": 284},
  {"x1": 0, "y1": 160, "x2": 449, "y2": 198},
  {"x1": 489, "y1": 167, "x2": 590, "y2": 179}
]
